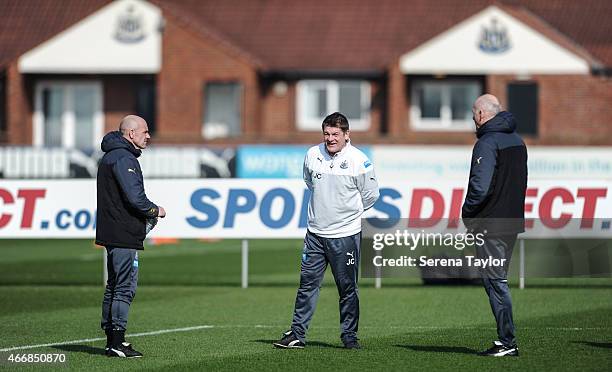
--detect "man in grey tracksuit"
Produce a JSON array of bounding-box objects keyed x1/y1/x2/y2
[{"x1": 274, "y1": 112, "x2": 379, "y2": 349}]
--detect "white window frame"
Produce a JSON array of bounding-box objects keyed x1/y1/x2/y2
[
  {"x1": 296, "y1": 80, "x2": 371, "y2": 131},
  {"x1": 33, "y1": 81, "x2": 104, "y2": 148},
  {"x1": 410, "y1": 79, "x2": 481, "y2": 131}
]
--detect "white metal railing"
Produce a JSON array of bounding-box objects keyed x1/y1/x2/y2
[
  {"x1": 0, "y1": 146, "x2": 234, "y2": 179},
  {"x1": 0, "y1": 147, "x2": 70, "y2": 178}
]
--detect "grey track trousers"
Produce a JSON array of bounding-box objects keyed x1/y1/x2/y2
[
  {"x1": 478, "y1": 235, "x2": 517, "y2": 347},
  {"x1": 101, "y1": 247, "x2": 139, "y2": 332},
  {"x1": 291, "y1": 230, "x2": 361, "y2": 344}
]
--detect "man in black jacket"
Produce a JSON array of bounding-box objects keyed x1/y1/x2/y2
[
  {"x1": 462, "y1": 94, "x2": 527, "y2": 357},
  {"x1": 96, "y1": 115, "x2": 166, "y2": 358}
]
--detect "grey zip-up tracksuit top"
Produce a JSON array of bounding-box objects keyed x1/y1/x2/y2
[{"x1": 303, "y1": 142, "x2": 379, "y2": 238}]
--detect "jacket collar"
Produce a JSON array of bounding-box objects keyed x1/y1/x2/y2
[{"x1": 476, "y1": 111, "x2": 517, "y2": 139}]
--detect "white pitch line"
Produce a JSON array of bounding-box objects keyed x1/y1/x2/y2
[
  {"x1": 1, "y1": 324, "x2": 609, "y2": 352},
  {"x1": 0, "y1": 325, "x2": 215, "y2": 352},
  {"x1": 0, "y1": 336, "x2": 107, "y2": 353},
  {"x1": 385, "y1": 325, "x2": 611, "y2": 331}
]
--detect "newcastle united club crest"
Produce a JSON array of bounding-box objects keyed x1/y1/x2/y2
[
  {"x1": 478, "y1": 18, "x2": 510, "y2": 54},
  {"x1": 115, "y1": 5, "x2": 146, "y2": 43}
]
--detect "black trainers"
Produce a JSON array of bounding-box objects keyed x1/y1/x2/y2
[
  {"x1": 344, "y1": 340, "x2": 361, "y2": 349},
  {"x1": 273, "y1": 330, "x2": 305, "y2": 349},
  {"x1": 107, "y1": 342, "x2": 143, "y2": 358},
  {"x1": 477, "y1": 342, "x2": 519, "y2": 357}
]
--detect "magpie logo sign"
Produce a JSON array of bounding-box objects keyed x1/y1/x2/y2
[
  {"x1": 115, "y1": 5, "x2": 146, "y2": 43},
  {"x1": 478, "y1": 18, "x2": 511, "y2": 54}
]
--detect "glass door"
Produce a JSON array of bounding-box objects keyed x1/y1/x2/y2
[{"x1": 34, "y1": 81, "x2": 103, "y2": 150}]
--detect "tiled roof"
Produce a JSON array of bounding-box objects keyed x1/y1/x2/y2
[
  {"x1": 152, "y1": 0, "x2": 612, "y2": 70},
  {"x1": 0, "y1": 0, "x2": 110, "y2": 68},
  {"x1": 516, "y1": 0, "x2": 612, "y2": 68},
  {"x1": 154, "y1": 0, "x2": 492, "y2": 71},
  {"x1": 1, "y1": 0, "x2": 610, "y2": 71}
]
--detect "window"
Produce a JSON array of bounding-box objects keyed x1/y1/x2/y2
[
  {"x1": 508, "y1": 82, "x2": 538, "y2": 136},
  {"x1": 297, "y1": 80, "x2": 371, "y2": 131},
  {"x1": 202, "y1": 82, "x2": 242, "y2": 139},
  {"x1": 136, "y1": 78, "x2": 156, "y2": 135},
  {"x1": 34, "y1": 81, "x2": 103, "y2": 150},
  {"x1": 410, "y1": 79, "x2": 481, "y2": 131}
]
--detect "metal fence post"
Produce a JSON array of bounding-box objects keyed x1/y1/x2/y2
[
  {"x1": 519, "y1": 238, "x2": 525, "y2": 289},
  {"x1": 242, "y1": 239, "x2": 249, "y2": 289},
  {"x1": 375, "y1": 250, "x2": 382, "y2": 289},
  {"x1": 103, "y1": 247, "x2": 108, "y2": 287}
]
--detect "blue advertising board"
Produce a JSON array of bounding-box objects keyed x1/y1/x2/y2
[{"x1": 237, "y1": 145, "x2": 372, "y2": 178}]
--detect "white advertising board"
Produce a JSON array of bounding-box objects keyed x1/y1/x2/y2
[{"x1": 0, "y1": 179, "x2": 610, "y2": 239}]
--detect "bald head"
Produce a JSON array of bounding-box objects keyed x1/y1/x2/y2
[
  {"x1": 119, "y1": 115, "x2": 150, "y2": 149},
  {"x1": 472, "y1": 94, "x2": 502, "y2": 128},
  {"x1": 119, "y1": 115, "x2": 145, "y2": 134}
]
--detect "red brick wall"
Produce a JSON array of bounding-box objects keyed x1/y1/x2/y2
[
  {"x1": 260, "y1": 80, "x2": 294, "y2": 139},
  {"x1": 157, "y1": 15, "x2": 258, "y2": 143},
  {"x1": 6, "y1": 62, "x2": 30, "y2": 144},
  {"x1": 387, "y1": 61, "x2": 409, "y2": 138},
  {"x1": 488, "y1": 74, "x2": 612, "y2": 145}
]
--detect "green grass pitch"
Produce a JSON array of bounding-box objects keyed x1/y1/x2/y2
[{"x1": 0, "y1": 239, "x2": 610, "y2": 371}]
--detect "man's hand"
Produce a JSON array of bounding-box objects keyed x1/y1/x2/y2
[{"x1": 158, "y1": 206, "x2": 166, "y2": 218}]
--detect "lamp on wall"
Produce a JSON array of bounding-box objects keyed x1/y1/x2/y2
[
  {"x1": 157, "y1": 17, "x2": 166, "y2": 34},
  {"x1": 273, "y1": 81, "x2": 288, "y2": 97}
]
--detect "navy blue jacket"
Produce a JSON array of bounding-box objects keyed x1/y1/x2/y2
[
  {"x1": 462, "y1": 111, "x2": 528, "y2": 234},
  {"x1": 95, "y1": 131, "x2": 158, "y2": 249}
]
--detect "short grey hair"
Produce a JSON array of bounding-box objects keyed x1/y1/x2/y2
[
  {"x1": 480, "y1": 99, "x2": 501, "y2": 116},
  {"x1": 474, "y1": 94, "x2": 502, "y2": 116}
]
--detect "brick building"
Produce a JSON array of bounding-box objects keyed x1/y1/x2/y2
[{"x1": 1, "y1": 0, "x2": 611, "y2": 150}]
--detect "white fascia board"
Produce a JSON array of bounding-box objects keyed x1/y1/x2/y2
[{"x1": 400, "y1": 6, "x2": 589, "y2": 75}]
